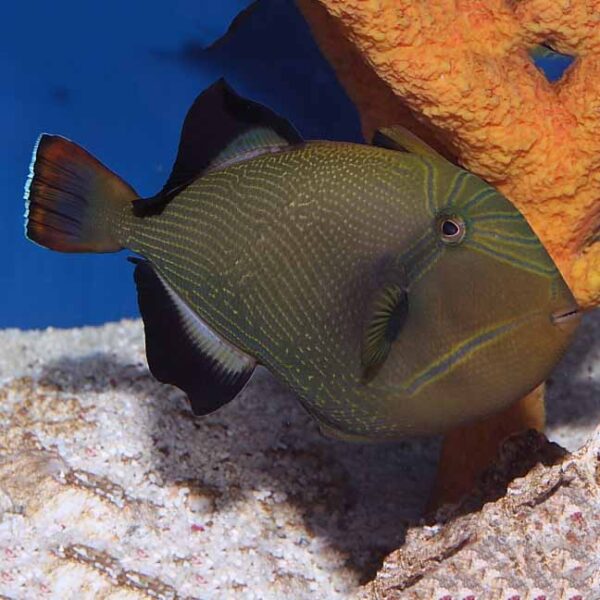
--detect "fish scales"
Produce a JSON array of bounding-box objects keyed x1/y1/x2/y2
[
  {"x1": 23, "y1": 80, "x2": 581, "y2": 440},
  {"x1": 124, "y1": 143, "x2": 431, "y2": 430}
]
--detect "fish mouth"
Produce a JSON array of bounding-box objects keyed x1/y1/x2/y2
[{"x1": 551, "y1": 305, "x2": 582, "y2": 329}]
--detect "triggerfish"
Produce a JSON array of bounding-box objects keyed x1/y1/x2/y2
[{"x1": 23, "y1": 80, "x2": 581, "y2": 440}]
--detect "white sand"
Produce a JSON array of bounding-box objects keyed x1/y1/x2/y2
[{"x1": 0, "y1": 312, "x2": 597, "y2": 599}]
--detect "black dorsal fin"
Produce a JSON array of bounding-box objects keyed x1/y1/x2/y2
[
  {"x1": 134, "y1": 79, "x2": 303, "y2": 216},
  {"x1": 131, "y1": 258, "x2": 256, "y2": 415}
]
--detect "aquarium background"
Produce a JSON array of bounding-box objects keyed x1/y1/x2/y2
[{"x1": 1, "y1": 0, "x2": 572, "y2": 329}]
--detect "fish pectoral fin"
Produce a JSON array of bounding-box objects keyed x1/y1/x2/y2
[
  {"x1": 133, "y1": 79, "x2": 303, "y2": 216},
  {"x1": 361, "y1": 283, "x2": 409, "y2": 382},
  {"x1": 372, "y1": 126, "x2": 448, "y2": 161},
  {"x1": 131, "y1": 258, "x2": 256, "y2": 416}
]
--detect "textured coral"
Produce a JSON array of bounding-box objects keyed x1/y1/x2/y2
[{"x1": 297, "y1": 0, "x2": 600, "y2": 308}]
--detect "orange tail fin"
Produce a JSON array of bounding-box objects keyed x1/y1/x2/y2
[{"x1": 24, "y1": 135, "x2": 137, "y2": 253}]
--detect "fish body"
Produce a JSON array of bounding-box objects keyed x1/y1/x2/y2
[{"x1": 24, "y1": 80, "x2": 580, "y2": 440}]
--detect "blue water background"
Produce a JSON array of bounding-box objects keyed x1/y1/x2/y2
[{"x1": 1, "y1": 1, "x2": 572, "y2": 329}]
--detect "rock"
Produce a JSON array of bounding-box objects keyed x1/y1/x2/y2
[
  {"x1": 0, "y1": 320, "x2": 439, "y2": 599},
  {"x1": 0, "y1": 312, "x2": 597, "y2": 598},
  {"x1": 366, "y1": 426, "x2": 600, "y2": 599}
]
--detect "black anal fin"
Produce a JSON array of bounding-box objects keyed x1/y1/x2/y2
[{"x1": 131, "y1": 258, "x2": 256, "y2": 415}]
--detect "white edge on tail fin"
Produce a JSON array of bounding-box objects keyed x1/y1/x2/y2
[{"x1": 23, "y1": 133, "x2": 46, "y2": 236}]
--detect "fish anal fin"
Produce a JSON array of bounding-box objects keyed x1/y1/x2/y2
[
  {"x1": 133, "y1": 79, "x2": 303, "y2": 216},
  {"x1": 131, "y1": 258, "x2": 256, "y2": 415}
]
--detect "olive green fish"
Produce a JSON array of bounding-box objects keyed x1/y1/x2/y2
[{"x1": 24, "y1": 80, "x2": 581, "y2": 440}]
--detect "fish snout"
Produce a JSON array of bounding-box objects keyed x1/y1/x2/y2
[{"x1": 551, "y1": 305, "x2": 582, "y2": 332}]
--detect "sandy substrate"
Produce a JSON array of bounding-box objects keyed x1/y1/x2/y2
[{"x1": 0, "y1": 312, "x2": 597, "y2": 599}]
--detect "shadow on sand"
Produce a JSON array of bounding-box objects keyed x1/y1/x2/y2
[
  {"x1": 36, "y1": 311, "x2": 598, "y2": 581},
  {"x1": 38, "y1": 352, "x2": 439, "y2": 583}
]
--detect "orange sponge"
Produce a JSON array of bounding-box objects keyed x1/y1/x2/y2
[{"x1": 298, "y1": 0, "x2": 600, "y2": 308}]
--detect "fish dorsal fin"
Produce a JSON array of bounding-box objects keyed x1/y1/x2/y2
[
  {"x1": 361, "y1": 259, "x2": 409, "y2": 382},
  {"x1": 164, "y1": 78, "x2": 302, "y2": 187},
  {"x1": 131, "y1": 258, "x2": 256, "y2": 415},
  {"x1": 372, "y1": 126, "x2": 445, "y2": 161},
  {"x1": 134, "y1": 79, "x2": 302, "y2": 215}
]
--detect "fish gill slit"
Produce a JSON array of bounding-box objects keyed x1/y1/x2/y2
[
  {"x1": 406, "y1": 241, "x2": 443, "y2": 285},
  {"x1": 398, "y1": 229, "x2": 435, "y2": 265}
]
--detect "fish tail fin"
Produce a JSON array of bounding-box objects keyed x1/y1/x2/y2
[{"x1": 24, "y1": 134, "x2": 137, "y2": 253}]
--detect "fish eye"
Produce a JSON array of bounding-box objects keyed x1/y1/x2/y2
[{"x1": 437, "y1": 215, "x2": 466, "y2": 245}]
